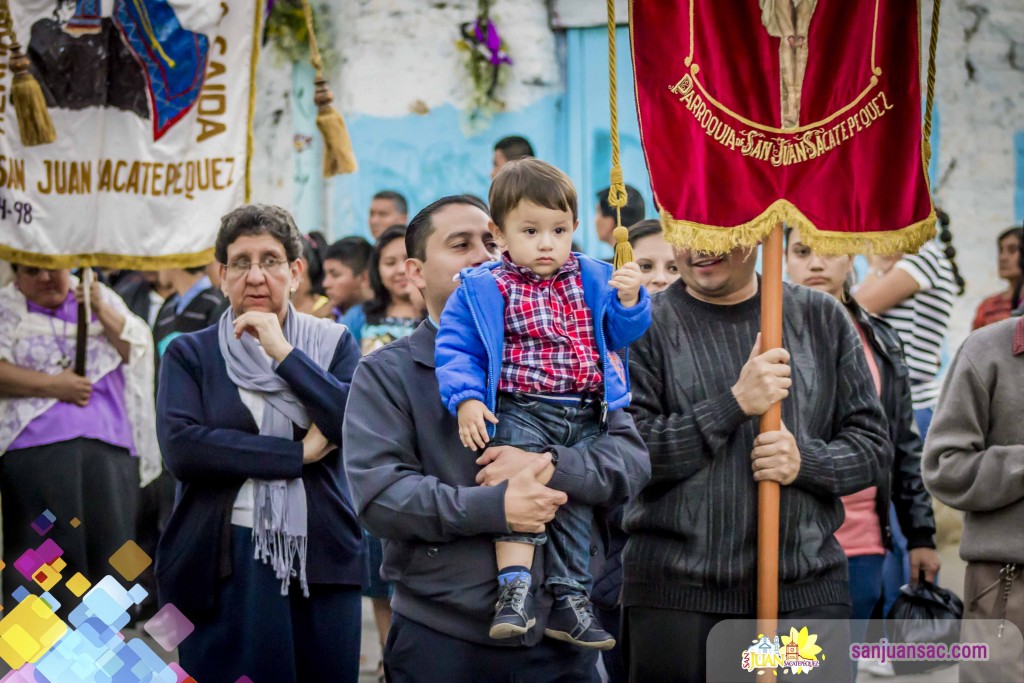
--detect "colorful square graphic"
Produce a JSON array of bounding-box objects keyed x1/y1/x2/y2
[
  {"x1": 36, "y1": 540, "x2": 62, "y2": 566},
  {"x1": 109, "y1": 541, "x2": 151, "y2": 582},
  {"x1": 0, "y1": 595, "x2": 67, "y2": 667},
  {"x1": 66, "y1": 573, "x2": 91, "y2": 598},
  {"x1": 143, "y1": 603, "x2": 194, "y2": 652},
  {"x1": 30, "y1": 511, "x2": 55, "y2": 537},
  {"x1": 13, "y1": 550, "x2": 44, "y2": 582},
  {"x1": 69, "y1": 518, "x2": 81, "y2": 529},
  {"x1": 32, "y1": 563, "x2": 61, "y2": 592}
]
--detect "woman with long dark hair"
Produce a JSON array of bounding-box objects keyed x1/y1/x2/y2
[{"x1": 342, "y1": 225, "x2": 425, "y2": 354}]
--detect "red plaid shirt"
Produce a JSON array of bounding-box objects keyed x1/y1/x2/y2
[{"x1": 493, "y1": 253, "x2": 603, "y2": 395}]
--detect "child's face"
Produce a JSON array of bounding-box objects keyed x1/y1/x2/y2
[{"x1": 497, "y1": 200, "x2": 577, "y2": 279}]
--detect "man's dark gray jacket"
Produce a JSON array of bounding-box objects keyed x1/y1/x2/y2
[{"x1": 342, "y1": 321, "x2": 651, "y2": 646}]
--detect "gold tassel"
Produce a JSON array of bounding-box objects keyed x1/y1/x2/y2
[
  {"x1": 6, "y1": 30, "x2": 56, "y2": 146},
  {"x1": 313, "y1": 76, "x2": 357, "y2": 176},
  {"x1": 612, "y1": 226, "x2": 633, "y2": 270},
  {"x1": 301, "y1": 0, "x2": 356, "y2": 177}
]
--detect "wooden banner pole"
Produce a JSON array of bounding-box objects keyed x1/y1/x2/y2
[
  {"x1": 756, "y1": 223, "x2": 784, "y2": 636},
  {"x1": 74, "y1": 267, "x2": 90, "y2": 376}
]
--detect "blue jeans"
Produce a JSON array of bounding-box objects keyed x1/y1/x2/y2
[
  {"x1": 491, "y1": 393, "x2": 602, "y2": 597},
  {"x1": 848, "y1": 554, "x2": 885, "y2": 643}
]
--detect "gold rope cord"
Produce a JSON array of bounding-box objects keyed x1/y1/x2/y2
[
  {"x1": 607, "y1": 0, "x2": 633, "y2": 268},
  {"x1": 922, "y1": 0, "x2": 941, "y2": 167}
]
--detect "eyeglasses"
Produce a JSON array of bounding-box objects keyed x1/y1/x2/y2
[{"x1": 225, "y1": 257, "x2": 290, "y2": 277}]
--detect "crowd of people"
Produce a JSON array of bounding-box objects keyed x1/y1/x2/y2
[{"x1": 0, "y1": 133, "x2": 1021, "y2": 683}]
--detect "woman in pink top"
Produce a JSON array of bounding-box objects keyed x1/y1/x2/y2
[
  {"x1": 785, "y1": 229, "x2": 940, "y2": 650},
  {"x1": 0, "y1": 265, "x2": 159, "y2": 616}
]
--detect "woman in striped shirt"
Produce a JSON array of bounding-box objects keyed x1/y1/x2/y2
[{"x1": 855, "y1": 214, "x2": 963, "y2": 439}]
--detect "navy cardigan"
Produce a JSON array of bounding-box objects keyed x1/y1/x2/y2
[{"x1": 155, "y1": 325, "x2": 366, "y2": 616}]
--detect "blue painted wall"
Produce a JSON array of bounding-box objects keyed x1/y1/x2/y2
[
  {"x1": 1015, "y1": 130, "x2": 1024, "y2": 223},
  {"x1": 565, "y1": 26, "x2": 653, "y2": 259},
  {"x1": 315, "y1": 24, "x2": 653, "y2": 253},
  {"x1": 326, "y1": 96, "x2": 567, "y2": 241}
]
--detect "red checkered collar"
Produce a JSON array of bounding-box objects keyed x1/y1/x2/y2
[
  {"x1": 499, "y1": 251, "x2": 579, "y2": 283},
  {"x1": 1013, "y1": 316, "x2": 1024, "y2": 355}
]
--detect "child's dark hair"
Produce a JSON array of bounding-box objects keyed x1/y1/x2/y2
[
  {"x1": 488, "y1": 158, "x2": 577, "y2": 231},
  {"x1": 936, "y1": 209, "x2": 965, "y2": 296}
]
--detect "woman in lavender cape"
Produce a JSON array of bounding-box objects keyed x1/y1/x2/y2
[
  {"x1": 155, "y1": 205, "x2": 365, "y2": 682},
  {"x1": 0, "y1": 264, "x2": 160, "y2": 616}
]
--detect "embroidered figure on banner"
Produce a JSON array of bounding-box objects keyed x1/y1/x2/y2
[{"x1": 759, "y1": 0, "x2": 820, "y2": 129}]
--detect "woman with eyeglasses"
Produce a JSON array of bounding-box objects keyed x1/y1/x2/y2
[
  {"x1": 155, "y1": 205, "x2": 365, "y2": 682},
  {"x1": 0, "y1": 263, "x2": 159, "y2": 618}
]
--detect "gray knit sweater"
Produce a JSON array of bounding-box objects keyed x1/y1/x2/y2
[
  {"x1": 623, "y1": 281, "x2": 891, "y2": 614},
  {"x1": 923, "y1": 317, "x2": 1024, "y2": 564}
]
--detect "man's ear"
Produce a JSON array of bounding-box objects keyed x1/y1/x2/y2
[{"x1": 406, "y1": 257, "x2": 427, "y2": 291}]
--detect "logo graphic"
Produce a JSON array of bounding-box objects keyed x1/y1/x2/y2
[{"x1": 741, "y1": 627, "x2": 824, "y2": 675}]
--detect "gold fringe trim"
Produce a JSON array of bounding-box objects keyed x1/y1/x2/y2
[
  {"x1": 0, "y1": 245, "x2": 216, "y2": 270},
  {"x1": 660, "y1": 200, "x2": 936, "y2": 257}
]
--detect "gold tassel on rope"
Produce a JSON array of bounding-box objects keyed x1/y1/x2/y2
[
  {"x1": 1, "y1": 0, "x2": 56, "y2": 147},
  {"x1": 606, "y1": 0, "x2": 632, "y2": 270},
  {"x1": 301, "y1": 0, "x2": 356, "y2": 176}
]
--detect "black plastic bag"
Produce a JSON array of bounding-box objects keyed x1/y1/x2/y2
[{"x1": 886, "y1": 573, "x2": 964, "y2": 675}]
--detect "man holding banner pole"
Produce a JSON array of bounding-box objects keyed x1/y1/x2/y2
[
  {"x1": 627, "y1": 0, "x2": 939, "y2": 676},
  {"x1": 621, "y1": 240, "x2": 889, "y2": 681}
]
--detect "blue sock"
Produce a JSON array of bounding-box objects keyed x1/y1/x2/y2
[{"x1": 497, "y1": 566, "x2": 531, "y2": 587}]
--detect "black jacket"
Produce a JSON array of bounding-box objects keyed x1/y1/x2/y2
[
  {"x1": 342, "y1": 321, "x2": 651, "y2": 646},
  {"x1": 849, "y1": 301, "x2": 936, "y2": 550}
]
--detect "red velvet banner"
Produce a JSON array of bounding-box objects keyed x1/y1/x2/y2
[{"x1": 631, "y1": 0, "x2": 936, "y2": 254}]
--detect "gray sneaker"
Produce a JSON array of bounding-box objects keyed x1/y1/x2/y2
[
  {"x1": 489, "y1": 578, "x2": 536, "y2": 639},
  {"x1": 544, "y1": 594, "x2": 616, "y2": 650}
]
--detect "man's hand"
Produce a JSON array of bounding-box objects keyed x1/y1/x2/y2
[
  {"x1": 504, "y1": 455, "x2": 567, "y2": 533},
  {"x1": 302, "y1": 423, "x2": 335, "y2": 464},
  {"x1": 732, "y1": 333, "x2": 792, "y2": 416},
  {"x1": 49, "y1": 369, "x2": 92, "y2": 406},
  {"x1": 233, "y1": 311, "x2": 294, "y2": 362},
  {"x1": 457, "y1": 399, "x2": 498, "y2": 450},
  {"x1": 609, "y1": 262, "x2": 643, "y2": 307},
  {"x1": 909, "y1": 547, "x2": 941, "y2": 584},
  {"x1": 751, "y1": 422, "x2": 800, "y2": 485},
  {"x1": 476, "y1": 445, "x2": 555, "y2": 487}
]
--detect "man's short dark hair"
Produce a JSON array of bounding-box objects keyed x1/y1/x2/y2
[
  {"x1": 324, "y1": 236, "x2": 373, "y2": 275},
  {"x1": 494, "y1": 135, "x2": 534, "y2": 161},
  {"x1": 406, "y1": 195, "x2": 490, "y2": 262},
  {"x1": 627, "y1": 219, "x2": 663, "y2": 246},
  {"x1": 489, "y1": 158, "x2": 577, "y2": 232},
  {"x1": 596, "y1": 185, "x2": 646, "y2": 227},
  {"x1": 373, "y1": 190, "x2": 409, "y2": 216},
  {"x1": 215, "y1": 204, "x2": 303, "y2": 264}
]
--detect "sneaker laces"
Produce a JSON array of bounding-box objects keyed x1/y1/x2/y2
[
  {"x1": 495, "y1": 579, "x2": 530, "y2": 612},
  {"x1": 564, "y1": 594, "x2": 594, "y2": 629}
]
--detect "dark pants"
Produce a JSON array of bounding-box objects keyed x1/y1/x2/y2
[
  {"x1": 626, "y1": 603, "x2": 852, "y2": 683},
  {"x1": 491, "y1": 393, "x2": 601, "y2": 596},
  {"x1": 598, "y1": 604, "x2": 626, "y2": 683},
  {"x1": 179, "y1": 525, "x2": 362, "y2": 683},
  {"x1": 0, "y1": 438, "x2": 137, "y2": 619},
  {"x1": 135, "y1": 469, "x2": 176, "y2": 620},
  {"x1": 384, "y1": 612, "x2": 599, "y2": 683}
]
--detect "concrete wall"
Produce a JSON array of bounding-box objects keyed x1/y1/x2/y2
[{"x1": 924, "y1": 0, "x2": 1024, "y2": 352}]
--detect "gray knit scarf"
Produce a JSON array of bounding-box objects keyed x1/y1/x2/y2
[{"x1": 218, "y1": 303, "x2": 345, "y2": 597}]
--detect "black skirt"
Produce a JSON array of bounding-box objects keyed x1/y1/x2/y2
[{"x1": 0, "y1": 437, "x2": 138, "y2": 616}]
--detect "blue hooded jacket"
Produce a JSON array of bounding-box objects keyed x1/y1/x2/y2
[{"x1": 435, "y1": 254, "x2": 651, "y2": 426}]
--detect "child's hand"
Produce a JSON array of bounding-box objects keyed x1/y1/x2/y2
[
  {"x1": 610, "y1": 262, "x2": 643, "y2": 307},
  {"x1": 457, "y1": 399, "x2": 499, "y2": 450}
]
